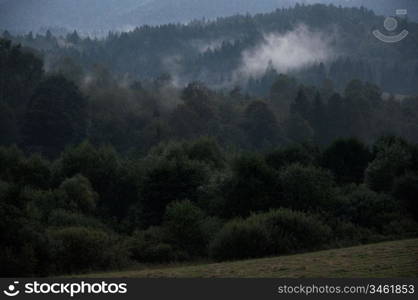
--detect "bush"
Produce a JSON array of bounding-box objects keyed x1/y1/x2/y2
[
  {"x1": 279, "y1": 163, "x2": 336, "y2": 211},
  {"x1": 185, "y1": 137, "x2": 225, "y2": 169},
  {"x1": 221, "y1": 154, "x2": 279, "y2": 217},
  {"x1": 163, "y1": 200, "x2": 207, "y2": 256},
  {"x1": 209, "y1": 218, "x2": 270, "y2": 261},
  {"x1": 321, "y1": 138, "x2": 371, "y2": 184},
  {"x1": 49, "y1": 226, "x2": 127, "y2": 274},
  {"x1": 141, "y1": 157, "x2": 208, "y2": 226},
  {"x1": 266, "y1": 144, "x2": 318, "y2": 170},
  {"x1": 59, "y1": 174, "x2": 97, "y2": 214},
  {"x1": 16, "y1": 154, "x2": 51, "y2": 189},
  {"x1": 129, "y1": 227, "x2": 188, "y2": 263},
  {"x1": 210, "y1": 208, "x2": 332, "y2": 261},
  {"x1": 392, "y1": 173, "x2": 418, "y2": 221},
  {"x1": 335, "y1": 185, "x2": 400, "y2": 231},
  {"x1": 365, "y1": 139, "x2": 411, "y2": 192},
  {"x1": 249, "y1": 209, "x2": 332, "y2": 254},
  {"x1": 330, "y1": 220, "x2": 379, "y2": 247},
  {"x1": 47, "y1": 209, "x2": 104, "y2": 228}
]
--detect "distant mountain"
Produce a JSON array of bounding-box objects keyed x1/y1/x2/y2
[{"x1": 0, "y1": 0, "x2": 417, "y2": 34}]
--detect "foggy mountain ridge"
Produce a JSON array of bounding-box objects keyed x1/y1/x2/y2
[{"x1": 1, "y1": 0, "x2": 417, "y2": 34}]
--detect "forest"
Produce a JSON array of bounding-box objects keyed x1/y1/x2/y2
[
  {"x1": 1, "y1": 3, "x2": 418, "y2": 277},
  {"x1": 5, "y1": 4, "x2": 418, "y2": 94}
]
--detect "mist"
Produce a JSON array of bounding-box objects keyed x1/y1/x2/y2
[{"x1": 237, "y1": 25, "x2": 335, "y2": 79}]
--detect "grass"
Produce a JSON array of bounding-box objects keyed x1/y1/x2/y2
[{"x1": 75, "y1": 239, "x2": 418, "y2": 278}]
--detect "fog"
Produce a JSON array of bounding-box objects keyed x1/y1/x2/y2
[{"x1": 237, "y1": 25, "x2": 335, "y2": 79}]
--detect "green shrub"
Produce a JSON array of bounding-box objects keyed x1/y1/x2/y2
[
  {"x1": 249, "y1": 209, "x2": 332, "y2": 254},
  {"x1": 141, "y1": 157, "x2": 208, "y2": 226},
  {"x1": 321, "y1": 138, "x2": 371, "y2": 184},
  {"x1": 49, "y1": 226, "x2": 127, "y2": 274},
  {"x1": 336, "y1": 185, "x2": 400, "y2": 231},
  {"x1": 365, "y1": 138, "x2": 412, "y2": 192},
  {"x1": 163, "y1": 200, "x2": 207, "y2": 256},
  {"x1": 129, "y1": 227, "x2": 188, "y2": 263},
  {"x1": 266, "y1": 144, "x2": 317, "y2": 170},
  {"x1": 392, "y1": 173, "x2": 418, "y2": 221},
  {"x1": 210, "y1": 209, "x2": 332, "y2": 261},
  {"x1": 47, "y1": 209, "x2": 104, "y2": 228},
  {"x1": 59, "y1": 174, "x2": 97, "y2": 214},
  {"x1": 330, "y1": 220, "x2": 378, "y2": 247},
  {"x1": 209, "y1": 218, "x2": 270, "y2": 261},
  {"x1": 221, "y1": 153, "x2": 279, "y2": 217},
  {"x1": 279, "y1": 163, "x2": 336, "y2": 211}
]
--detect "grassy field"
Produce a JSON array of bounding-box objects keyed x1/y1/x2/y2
[{"x1": 79, "y1": 239, "x2": 418, "y2": 278}]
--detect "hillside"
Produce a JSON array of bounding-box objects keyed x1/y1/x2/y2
[
  {"x1": 9, "y1": 4, "x2": 418, "y2": 95},
  {"x1": 78, "y1": 239, "x2": 418, "y2": 278},
  {"x1": 1, "y1": 0, "x2": 417, "y2": 33}
]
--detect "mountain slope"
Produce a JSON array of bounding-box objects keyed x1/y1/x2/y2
[
  {"x1": 1, "y1": 0, "x2": 417, "y2": 33},
  {"x1": 76, "y1": 239, "x2": 418, "y2": 278}
]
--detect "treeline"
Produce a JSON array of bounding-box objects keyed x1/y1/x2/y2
[
  {"x1": 4, "y1": 3, "x2": 418, "y2": 94},
  {"x1": 1, "y1": 136, "x2": 418, "y2": 276},
  {"x1": 2, "y1": 37, "x2": 418, "y2": 158}
]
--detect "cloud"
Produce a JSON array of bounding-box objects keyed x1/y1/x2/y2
[{"x1": 237, "y1": 25, "x2": 335, "y2": 78}]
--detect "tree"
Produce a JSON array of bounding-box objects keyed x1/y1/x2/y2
[
  {"x1": 141, "y1": 157, "x2": 207, "y2": 226},
  {"x1": 365, "y1": 137, "x2": 412, "y2": 192},
  {"x1": 322, "y1": 138, "x2": 371, "y2": 184},
  {"x1": 392, "y1": 173, "x2": 418, "y2": 221},
  {"x1": 279, "y1": 163, "x2": 336, "y2": 211},
  {"x1": 285, "y1": 113, "x2": 314, "y2": 143},
  {"x1": 0, "y1": 38, "x2": 43, "y2": 113},
  {"x1": 57, "y1": 142, "x2": 128, "y2": 218},
  {"x1": 311, "y1": 92, "x2": 326, "y2": 143},
  {"x1": 242, "y1": 100, "x2": 281, "y2": 149},
  {"x1": 266, "y1": 144, "x2": 318, "y2": 170},
  {"x1": 290, "y1": 88, "x2": 310, "y2": 121},
  {"x1": 0, "y1": 103, "x2": 18, "y2": 145},
  {"x1": 59, "y1": 175, "x2": 98, "y2": 214},
  {"x1": 22, "y1": 75, "x2": 87, "y2": 156},
  {"x1": 164, "y1": 200, "x2": 207, "y2": 256},
  {"x1": 221, "y1": 154, "x2": 279, "y2": 217}
]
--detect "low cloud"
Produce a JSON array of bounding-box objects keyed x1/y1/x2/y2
[{"x1": 237, "y1": 25, "x2": 335, "y2": 78}]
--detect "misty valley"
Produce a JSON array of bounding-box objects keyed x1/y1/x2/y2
[{"x1": 0, "y1": 1, "x2": 418, "y2": 277}]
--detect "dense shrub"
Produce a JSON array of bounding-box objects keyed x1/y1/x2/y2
[
  {"x1": 185, "y1": 137, "x2": 225, "y2": 169},
  {"x1": 55, "y1": 142, "x2": 123, "y2": 213},
  {"x1": 330, "y1": 220, "x2": 379, "y2": 247},
  {"x1": 249, "y1": 209, "x2": 332, "y2": 254},
  {"x1": 279, "y1": 163, "x2": 336, "y2": 211},
  {"x1": 335, "y1": 185, "x2": 400, "y2": 231},
  {"x1": 129, "y1": 227, "x2": 188, "y2": 263},
  {"x1": 266, "y1": 144, "x2": 318, "y2": 170},
  {"x1": 210, "y1": 209, "x2": 331, "y2": 261},
  {"x1": 163, "y1": 200, "x2": 208, "y2": 256},
  {"x1": 209, "y1": 218, "x2": 270, "y2": 261},
  {"x1": 49, "y1": 226, "x2": 127, "y2": 274},
  {"x1": 15, "y1": 154, "x2": 52, "y2": 189},
  {"x1": 141, "y1": 157, "x2": 208, "y2": 226},
  {"x1": 47, "y1": 210, "x2": 104, "y2": 228},
  {"x1": 322, "y1": 138, "x2": 371, "y2": 184},
  {"x1": 392, "y1": 173, "x2": 418, "y2": 221},
  {"x1": 59, "y1": 174, "x2": 97, "y2": 214},
  {"x1": 365, "y1": 139, "x2": 412, "y2": 192},
  {"x1": 221, "y1": 154, "x2": 280, "y2": 217}
]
